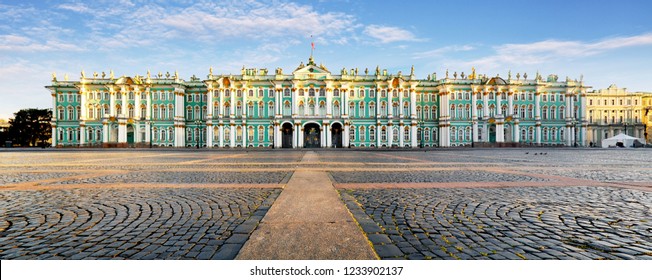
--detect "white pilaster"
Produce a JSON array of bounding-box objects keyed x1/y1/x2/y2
[
  {"x1": 343, "y1": 123, "x2": 350, "y2": 147},
  {"x1": 410, "y1": 123, "x2": 417, "y2": 147},
  {"x1": 388, "y1": 124, "x2": 394, "y2": 147}
]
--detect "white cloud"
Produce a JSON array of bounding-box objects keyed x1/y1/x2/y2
[
  {"x1": 57, "y1": 3, "x2": 92, "y2": 13},
  {"x1": 447, "y1": 33, "x2": 652, "y2": 73},
  {"x1": 0, "y1": 34, "x2": 84, "y2": 52},
  {"x1": 413, "y1": 45, "x2": 475, "y2": 59},
  {"x1": 364, "y1": 25, "x2": 419, "y2": 43}
]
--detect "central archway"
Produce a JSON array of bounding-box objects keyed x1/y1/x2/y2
[
  {"x1": 281, "y1": 123, "x2": 293, "y2": 148},
  {"x1": 331, "y1": 122, "x2": 343, "y2": 148},
  {"x1": 304, "y1": 123, "x2": 321, "y2": 148}
]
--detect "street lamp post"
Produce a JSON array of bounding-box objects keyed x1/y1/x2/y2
[
  {"x1": 148, "y1": 121, "x2": 154, "y2": 148},
  {"x1": 470, "y1": 120, "x2": 475, "y2": 148},
  {"x1": 270, "y1": 119, "x2": 275, "y2": 149},
  {"x1": 195, "y1": 120, "x2": 201, "y2": 149}
]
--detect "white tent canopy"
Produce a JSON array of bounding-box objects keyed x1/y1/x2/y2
[{"x1": 601, "y1": 133, "x2": 645, "y2": 148}]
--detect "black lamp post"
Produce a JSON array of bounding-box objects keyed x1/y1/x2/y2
[
  {"x1": 148, "y1": 121, "x2": 154, "y2": 148},
  {"x1": 195, "y1": 120, "x2": 201, "y2": 149}
]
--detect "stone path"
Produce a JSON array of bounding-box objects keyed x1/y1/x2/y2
[
  {"x1": 1, "y1": 148, "x2": 651, "y2": 260},
  {"x1": 237, "y1": 152, "x2": 377, "y2": 259}
]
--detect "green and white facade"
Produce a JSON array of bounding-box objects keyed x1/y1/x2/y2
[{"x1": 46, "y1": 57, "x2": 589, "y2": 148}]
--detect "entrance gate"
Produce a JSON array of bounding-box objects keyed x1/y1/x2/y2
[
  {"x1": 304, "y1": 123, "x2": 321, "y2": 148},
  {"x1": 282, "y1": 123, "x2": 293, "y2": 148}
]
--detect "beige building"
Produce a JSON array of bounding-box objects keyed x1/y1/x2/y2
[
  {"x1": 644, "y1": 95, "x2": 652, "y2": 143},
  {"x1": 586, "y1": 84, "x2": 649, "y2": 146}
]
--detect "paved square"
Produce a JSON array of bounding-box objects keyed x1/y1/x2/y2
[{"x1": 0, "y1": 148, "x2": 650, "y2": 260}]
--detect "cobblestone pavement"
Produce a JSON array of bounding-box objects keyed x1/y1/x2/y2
[
  {"x1": 0, "y1": 188, "x2": 280, "y2": 260},
  {"x1": 341, "y1": 187, "x2": 652, "y2": 260},
  {"x1": 1, "y1": 148, "x2": 651, "y2": 260},
  {"x1": 331, "y1": 170, "x2": 549, "y2": 183}
]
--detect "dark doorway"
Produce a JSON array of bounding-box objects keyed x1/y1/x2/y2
[
  {"x1": 304, "y1": 123, "x2": 321, "y2": 148},
  {"x1": 127, "y1": 125, "x2": 135, "y2": 145},
  {"x1": 331, "y1": 123, "x2": 342, "y2": 148},
  {"x1": 282, "y1": 123, "x2": 293, "y2": 148},
  {"x1": 489, "y1": 124, "x2": 496, "y2": 143}
]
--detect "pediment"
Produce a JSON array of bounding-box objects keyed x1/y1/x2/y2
[{"x1": 293, "y1": 65, "x2": 330, "y2": 75}]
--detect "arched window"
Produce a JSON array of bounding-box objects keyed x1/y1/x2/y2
[
  {"x1": 319, "y1": 101, "x2": 326, "y2": 116},
  {"x1": 308, "y1": 102, "x2": 315, "y2": 115},
  {"x1": 467, "y1": 105, "x2": 472, "y2": 119},
  {"x1": 520, "y1": 105, "x2": 526, "y2": 119},
  {"x1": 465, "y1": 127, "x2": 471, "y2": 141},
  {"x1": 559, "y1": 106, "x2": 565, "y2": 119},
  {"x1": 369, "y1": 126, "x2": 376, "y2": 141},
  {"x1": 393, "y1": 102, "x2": 399, "y2": 116},
  {"x1": 350, "y1": 126, "x2": 356, "y2": 141},
  {"x1": 527, "y1": 105, "x2": 534, "y2": 119},
  {"x1": 403, "y1": 102, "x2": 409, "y2": 116},
  {"x1": 380, "y1": 102, "x2": 387, "y2": 117},
  {"x1": 268, "y1": 102, "x2": 274, "y2": 117},
  {"x1": 333, "y1": 89, "x2": 340, "y2": 97},
  {"x1": 186, "y1": 106, "x2": 192, "y2": 120},
  {"x1": 309, "y1": 88, "x2": 315, "y2": 97},
  {"x1": 224, "y1": 128, "x2": 230, "y2": 141},
  {"x1": 319, "y1": 88, "x2": 325, "y2": 97},
  {"x1": 248, "y1": 126, "x2": 254, "y2": 142},
  {"x1": 236, "y1": 126, "x2": 243, "y2": 142},
  {"x1": 283, "y1": 101, "x2": 291, "y2": 116},
  {"x1": 542, "y1": 106, "x2": 548, "y2": 120},
  {"x1": 359, "y1": 126, "x2": 366, "y2": 141},
  {"x1": 195, "y1": 106, "x2": 201, "y2": 120},
  {"x1": 128, "y1": 105, "x2": 134, "y2": 118},
  {"x1": 236, "y1": 102, "x2": 242, "y2": 117},
  {"x1": 432, "y1": 106, "x2": 438, "y2": 119},
  {"x1": 333, "y1": 101, "x2": 340, "y2": 117},
  {"x1": 247, "y1": 102, "x2": 254, "y2": 117},
  {"x1": 268, "y1": 126, "x2": 273, "y2": 141},
  {"x1": 299, "y1": 101, "x2": 305, "y2": 115},
  {"x1": 381, "y1": 126, "x2": 387, "y2": 141},
  {"x1": 58, "y1": 106, "x2": 64, "y2": 120},
  {"x1": 425, "y1": 128, "x2": 431, "y2": 142},
  {"x1": 257, "y1": 126, "x2": 264, "y2": 142},
  {"x1": 404, "y1": 126, "x2": 410, "y2": 141},
  {"x1": 416, "y1": 106, "x2": 422, "y2": 119},
  {"x1": 369, "y1": 102, "x2": 376, "y2": 117},
  {"x1": 393, "y1": 127, "x2": 399, "y2": 142},
  {"x1": 359, "y1": 102, "x2": 365, "y2": 118},
  {"x1": 160, "y1": 106, "x2": 166, "y2": 120},
  {"x1": 284, "y1": 88, "x2": 290, "y2": 97},
  {"x1": 299, "y1": 89, "x2": 304, "y2": 97},
  {"x1": 349, "y1": 102, "x2": 355, "y2": 117},
  {"x1": 521, "y1": 128, "x2": 527, "y2": 141}
]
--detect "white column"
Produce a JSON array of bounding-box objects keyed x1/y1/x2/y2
[
  {"x1": 410, "y1": 89, "x2": 417, "y2": 119},
  {"x1": 483, "y1": 92, "x2": 489, "y2": 118},
  {"x1": 536, "y1": 124, "x2": 542, "y2": 145},
  {"x1": 146, "y1": 89, "x2": 151, "y2": 120},
  {"x1": 326, "y1": 89, "x2": 332, "y2": 117},
  {"x1": 376, "y1": 124, "x2": 381, "y2": 147},
  {"x1": 535, "y1": 92, "x2": 541, "y2": 120},
  {"x1": 410, "y1": 123, "x2": 417, "y2": 147},
  {"x1": 135, "y1": 90, "x2": 141, "y2": 119},
  {"x1": 298, "y1": 124, "x2": 304, "y2": 147},
  {"x1": 219, "y1": 89, "x2": 225, "y2": 117},
  {"x1": 388, "y1": 92, "x2": 393, "y2": 118},
  {"x1": 121, "y1": 91, "x2": 127, "y2": 116},
  {"x1": 399, "y1": 124, "x2": 405, "y2": 147},
  {"x1": 145, "y1": 122, "x2": 151, "y2": 143},
  {"x1": 219, "y1": 123, "x2": 225, "y2": 147},
  {"x1": 514, "y1": 122, "x2": 520, "y2": 143},
  {"x1": 292, "y1": 89, "x2": 298, "y2": 116},
  {"x1": 51, "y1": 125, "x2": 57, "y2": 147},
  {"x1": 206, "y1": 124, "x2": 213, "y2": 147},
  {"x1": 230, "y1": 124, "x2": 235, "y2": 147},
  {"x1": 472, "y1": 122, "x2": 479, "y2": 143},
  {"x1": 230, "y1": 90, "x2": 236, "y2": 117},
  {"x1": 325, "y1": 124, "x2": 331, "y2": 147},
  {"x1": 495, "y1": 91, "x2": 502, "y2": 116},
  {"x1": 242, "y1": 124, "x2": 247, "y2": 147},
  {"x1": 275, "y1": 89, "x2": 281, "y2": 116},
  {"x1": 376, "y1": 87, "x2": 381, "y2": 117},
  {"x1": 496, "y1": 121, "x2": 504, "y2": 143},
  {"x1": 398, "y1": 90, "x2": 403, "y2": 119},
  {"x1": 508, "y1": 92, "x2": 514, "y2": 116},
  {"x1": 118, "y1": 119, "x2": 126, "y2": 143},
  {"x1": 110, "y1": 91, "x2": 116, "y2": 116},
  {"x1": 80, "y1": 124, "x2": 86, "y2": 145},
  {"x1": 321, "y1": 125, "x2": 326, "y2": 148},
  {"x1": 343, "y1": 123, "x2": 350, "y2": 147},
  {"x1": 243, "y1": 88, "x2": 248, "y2": 117},
  {"x1": 388, "y1": 125, "x2": 394, "y2": 147},
  {"x1": 102, "y1": 120, "x2": 109, "y2": 143}
]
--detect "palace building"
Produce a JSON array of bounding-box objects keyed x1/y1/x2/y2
[
  {"x1": 46, "y1": 56, "x2": 590, "y2": 148},
  {"x1": 585, "y1": 85, "x2": 652, "y2": 145}
]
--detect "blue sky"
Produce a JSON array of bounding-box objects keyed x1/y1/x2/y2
[{"x1": 1, "y1": 0, "x2": 651, "y2": 119}]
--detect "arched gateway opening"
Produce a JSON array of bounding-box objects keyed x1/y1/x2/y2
[
  {"x1": 304, "y1": 123, "x2": 321, "y2": 148},
  {"x1": 282, "y1": 123, "x2": 293, "y2": 148},
  {"x1": 331, "y1": 123, "x2": 343, "y2": 148}
]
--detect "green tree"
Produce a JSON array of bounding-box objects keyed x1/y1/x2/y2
[{"x1": 8, "y1": 108, "x2": 52, "y2": 147}]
